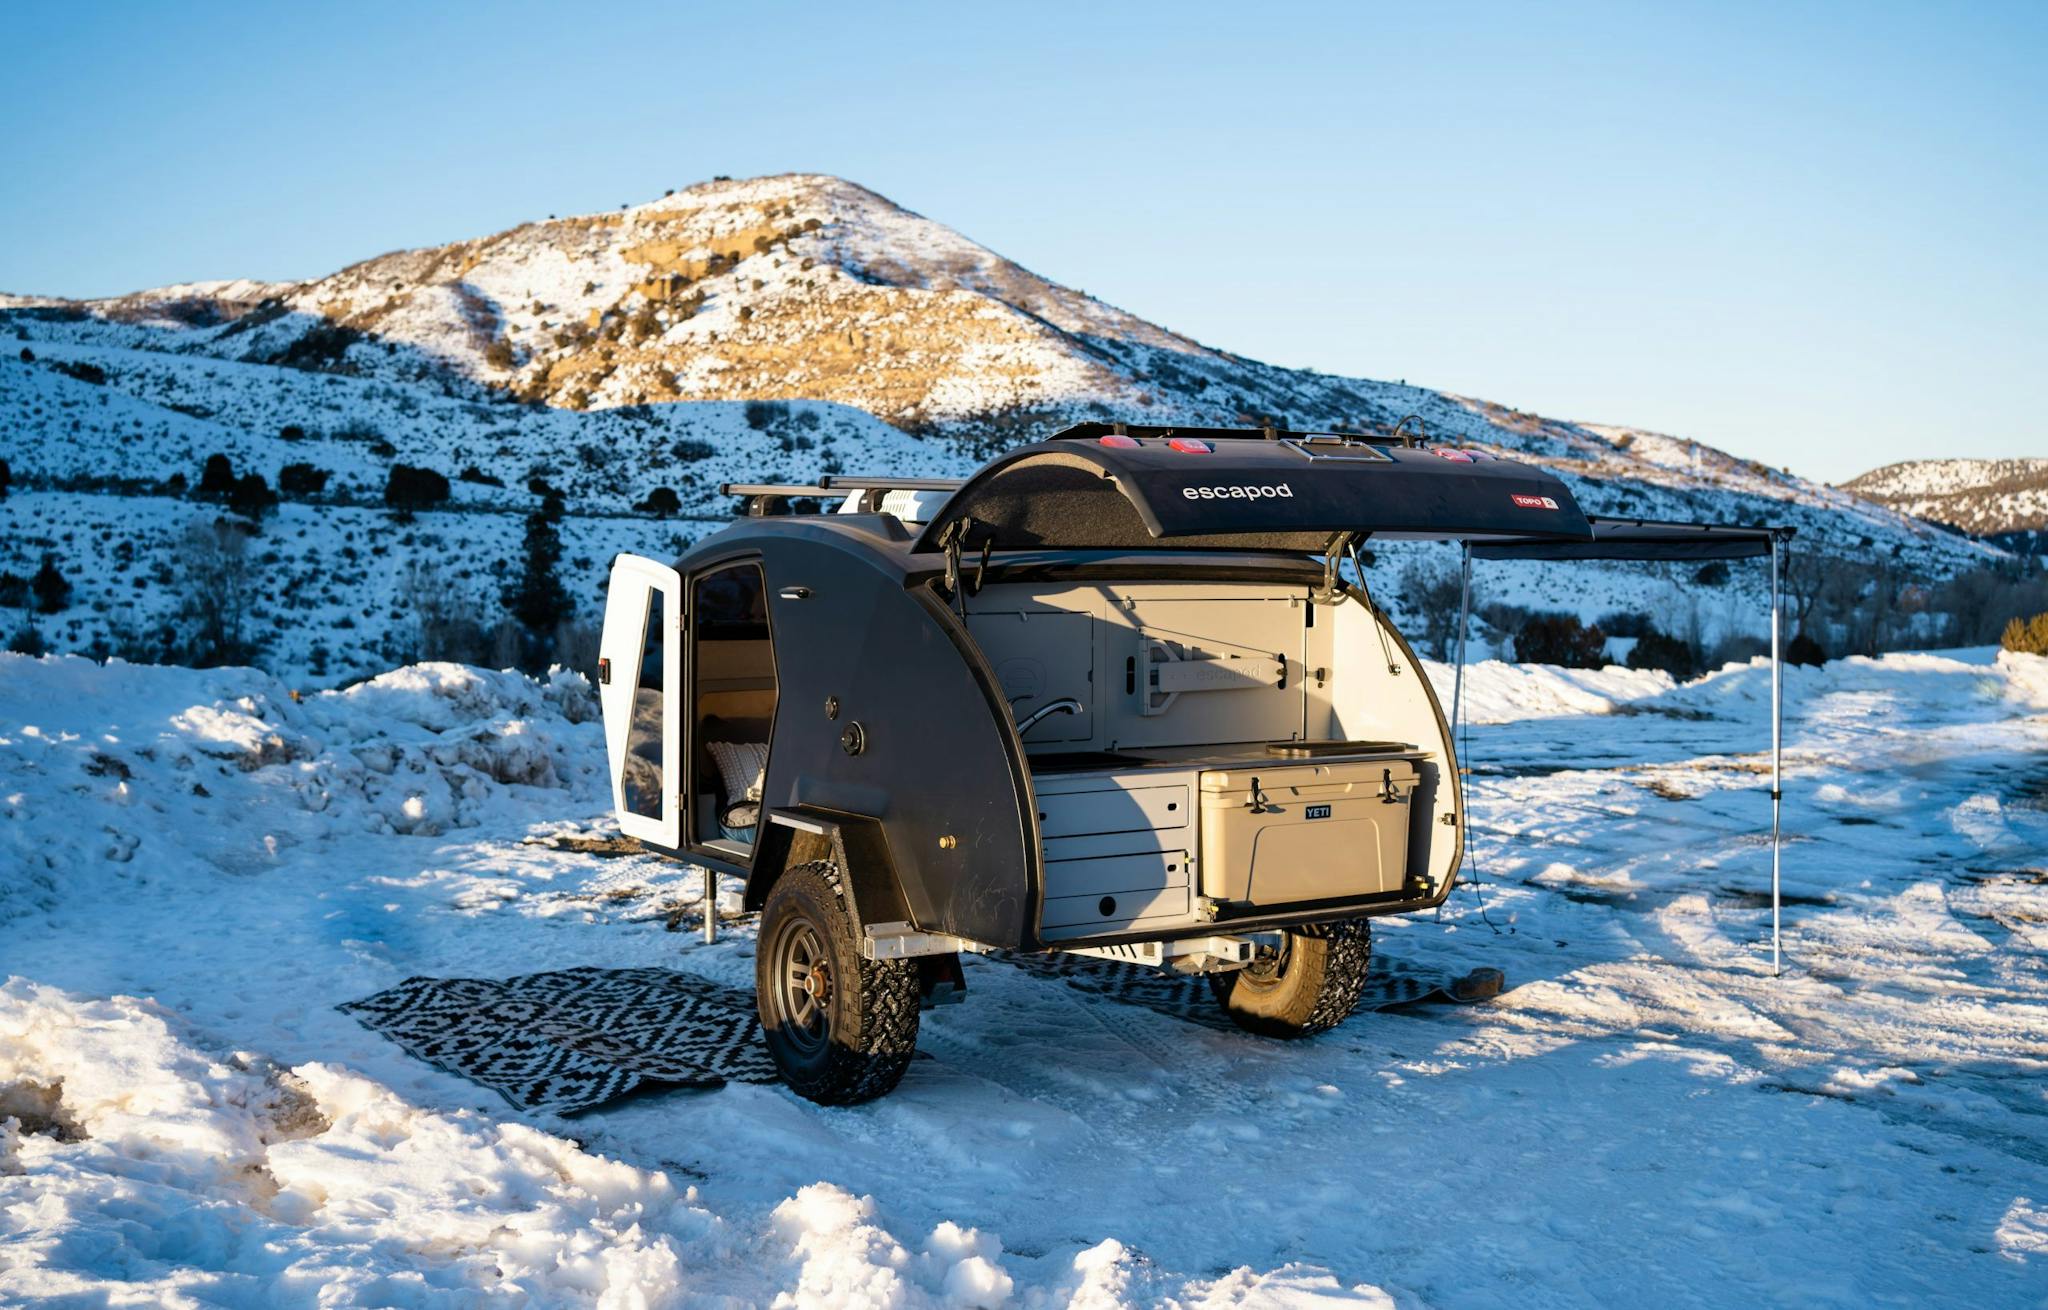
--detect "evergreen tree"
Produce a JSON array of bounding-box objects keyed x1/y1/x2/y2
[
  {"x1": 30, "y1": 554, "x2": 71, "y2": 614},
  {"x1": 0, "y1": 456, "x2": 10, "y2": 501},
  {"x1": 504, "y1": 491, "x2": 573, "y2": 646}
]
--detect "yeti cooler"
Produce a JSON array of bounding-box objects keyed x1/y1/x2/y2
[{"x1": 1198, "y1": 759, "x2": 1418, "y2": 906}]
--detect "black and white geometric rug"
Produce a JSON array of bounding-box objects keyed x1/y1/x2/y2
[
  {"x1": 339, "y1": 966, "x2": 779, "y2": 1114},
  {"x1": 341, "y1": 957, "x2": 1506, "y2": 1115}
]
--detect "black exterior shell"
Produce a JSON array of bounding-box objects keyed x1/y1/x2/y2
[
  {"x1": 914, "y1": 430, "x2": 1594, "y2": 553},
  {"x1": 656, "y1": 508, "x2": 1462, "y2": 953}
]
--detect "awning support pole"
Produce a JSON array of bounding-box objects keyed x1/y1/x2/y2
[
  {"x1": 705, "y1": 868, "x2": 718, "y2": 944},
  {"x1": 1451, "y1": 544, "x2": 1472, "y2": 741},
  {"x1": 1770, "y1": 535, "x2": 1783, "y2": 977}
]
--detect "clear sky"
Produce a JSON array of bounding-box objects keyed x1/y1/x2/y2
[{"x1": 4, "y1": 2, "x2": 2041, "y2": 483}]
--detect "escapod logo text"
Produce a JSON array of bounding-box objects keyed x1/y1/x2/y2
[{"x1": 1182, "y1": 483, "x2": 1296, "y2": 500}]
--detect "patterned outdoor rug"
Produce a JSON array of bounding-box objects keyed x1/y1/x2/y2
[
  {"x1": 995, "y1": 952, "x2": 1505, "y2": 1031},
  {"x1": 342, "y1": 956, "x2": 1506, "y2": 1114},
  {"x1": 339, "y1": 966, "x2": 779, "y2": 1114}
]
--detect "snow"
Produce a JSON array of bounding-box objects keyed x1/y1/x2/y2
[{"x1": 4, "y1": 648, "x2": 2047, "y2": 1305}]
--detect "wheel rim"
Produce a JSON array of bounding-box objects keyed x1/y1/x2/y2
[
  {"x1": 1238, "y1": 934, "x2": 1294, "y2": 992},
  {"x1": 769, "y1": 915, "x2": 834, "y2": 1056}
]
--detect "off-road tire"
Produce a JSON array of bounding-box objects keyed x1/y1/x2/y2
[
  {"x1": 755, "y1": 861, "x2": 920, "y2": 1104},
  {"x1": 1207, "y1": 920, "x2": 1372, "y2": 1038}
]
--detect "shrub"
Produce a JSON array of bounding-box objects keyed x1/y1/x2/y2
[
  {"x1": 228, "y1": 473, "x2": 277, "y2": 521},
  {"x1": 0, "y1": 571, "x2": 26, "y2": 607},
  {"x1": 8, "y1": 622, "x2": 46, "y2": 656},
  {"x1": 196, "y1": 453, "x2": 237, "y2": 499},
  {"x1": 384, "y1": 464, "x2": 451, "y2": 510},
  {"x1": 279, "y1": 424, "x2": 306, "y2": 441},
  {"x1": 2003, "y1": 613, "x2": 2048, "y2": 655},
  {"x1": 17, "y1": 347, "x2": 33, "y2": 363},
  {"x1": 1626, "y1": 627, "x2": 1698, "y2": 679},
  {"x1": 0, "y1": 456, "x2": 10, "y2": 501},
  {"x1": 671, "y1": 439, "x2": 714, "y2": 461},
  {"x1": 52, "y1": 359, "x2": 107, "y2": 385},
  {"x1": 1786, "y1": 632, "x2": 1827, "y2": 666},
  {"x1": 1694, "y1": 561, "x2": 1731, "y2": 587},
  {"x1": 637, "y1": 486, "x2": 681, "y2": 516},
  {"x1": 458, "y1": 465, "x2": 505, "y2": 487},
  {"x1": 278, "y1": 462, "x2": 330, "y2": 499},
  {"x1": 1595, "y1": 610, "x2": 1655, "y2": 638},
  {"x1": 744, "y1": 399, "x2": 787, "y2": 430},
  {"x1": 484, "y1": 336, "x2": 516, "y2": 369},
  {"x1": 1514, "y1": 613, "x2": 1608, "y2": 668}
]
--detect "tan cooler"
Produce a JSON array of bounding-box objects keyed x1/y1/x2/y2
[{"x1": 1198, "y1": 759, "x2": 1419, "y2": 906}]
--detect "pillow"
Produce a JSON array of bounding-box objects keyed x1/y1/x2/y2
[{"x1": 706, "y1": 740, "x2": 769, "y2": 807}]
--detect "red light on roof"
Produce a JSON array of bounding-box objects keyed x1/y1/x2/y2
[
  {"x1": 1098, "y1": 434, "x2": 1140, "y2": 448},
  {"x1": 1167, "y1": 437, "x2": 1212, "y2": 454}
]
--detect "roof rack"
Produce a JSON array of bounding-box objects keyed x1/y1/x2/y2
[
  {"x1": 718, "y1": 476, "x2": 965, "y2": 499},
  {"x1": 719, "y1": 475, "x2": 965, "y2": 518},
  {"x1": 1057, "y1": 415, "x2": 1433, "y2": 449}
]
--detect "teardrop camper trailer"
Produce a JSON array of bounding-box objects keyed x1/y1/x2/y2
[{"x1": 596, "y1": 424, "x2": 1792, "y2": 1103}]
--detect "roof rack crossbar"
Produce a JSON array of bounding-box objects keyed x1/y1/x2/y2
[{"x1": 817, "y1": 475, "x2": 966, "y2": 491}]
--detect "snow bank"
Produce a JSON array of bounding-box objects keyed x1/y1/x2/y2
[
  {"x1": 0, "y1": 655, "x2": 608, "y2": 930},
  {"x1": 0, "y1": 978, "x2": 725, "y2": 1307}
]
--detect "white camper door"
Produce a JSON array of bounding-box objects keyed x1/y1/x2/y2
[{"x1": 600, "y1": 554, "x2": 684, "y2": 848}]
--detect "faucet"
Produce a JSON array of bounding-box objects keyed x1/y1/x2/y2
[{"x1": 1014, "y1": 697, "x2": 1083, "y2": 736}]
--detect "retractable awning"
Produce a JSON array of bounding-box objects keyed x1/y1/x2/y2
[
  {"x1": 1446, "y1": 515, "x2": 1796, "y2": 977},
  {"x1": 1471, "y1": 516, "x2": 1792, "y2": 562},
  {"x1": 912, "y1": 425, "x2": 1596, "y2": 553}
]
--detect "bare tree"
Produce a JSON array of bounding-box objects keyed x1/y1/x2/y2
[
  {"x1": 1397, "y1": 557, "x2": 1473, "y2": 661},
  {"x1": 175, "y1": 518, "x2": 258, "y2": 666},
  {"x1": 398, "y1": 561, "x2": 487, "y2": 664}
]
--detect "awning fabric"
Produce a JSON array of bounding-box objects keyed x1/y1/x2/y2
[{"x1": 1469, "y1": 516, "x2": 1794, "y2": 562}]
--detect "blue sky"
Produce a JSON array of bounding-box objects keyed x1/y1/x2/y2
[{"x1": 3, "y1": 2, "x2": 2041, "y2": 482}]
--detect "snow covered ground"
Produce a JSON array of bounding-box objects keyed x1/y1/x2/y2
[{"x1": 3, "y1": 650, "x2": 2046, "y2": 1306}]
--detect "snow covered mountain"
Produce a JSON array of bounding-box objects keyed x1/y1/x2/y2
[
  {"x1": 0, "y1": 173, "x2": 2011, "y2": 682},
  {"x1": 1842, "y1": 458, "x2": 2048, "y2": 546}
]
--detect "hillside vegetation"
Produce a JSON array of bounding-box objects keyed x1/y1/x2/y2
[{"x1": 0, "y1": 173, "x2": 2025, "y2": 684}]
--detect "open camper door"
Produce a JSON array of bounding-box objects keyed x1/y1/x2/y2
[{"x1": 599, "y1": 554, "x2": 684, "y2": 848}]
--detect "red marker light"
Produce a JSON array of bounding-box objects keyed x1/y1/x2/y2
[
  {"x1": 1098, "y1": 434, "x2": 1140, "y2": 448},
  {"x1": 1167, "y1": 437, "x2": 1212, "y2": 454}
]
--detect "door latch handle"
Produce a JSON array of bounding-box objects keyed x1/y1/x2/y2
[{"x1": 778, "y1": 586, "x2": 813, "y2": 601}]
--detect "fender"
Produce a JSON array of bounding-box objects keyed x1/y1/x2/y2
[{"x1": 746, "y1": 805, "x2": 912, "y2": 930}]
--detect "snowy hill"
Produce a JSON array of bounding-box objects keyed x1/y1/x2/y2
[
  {"x1": 0, "y1": 173, "x2": 2012, "y2": 683},
  {"x1": 4, "y1": 649, "x2": 2046, "y2": 1302},
  {"x1": 1843, "y1": 457, "x2": 2048, "y2": 540}
]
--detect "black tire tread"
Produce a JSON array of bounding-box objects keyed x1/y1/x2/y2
[
  {"x1": 756, "y1": 861, "x2": 921, "y2": 1105},
  {"x1": 1207, "y1": 919, "x2": 1372, "y2": 1038}
]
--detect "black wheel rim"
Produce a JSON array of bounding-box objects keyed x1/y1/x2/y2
[
  {"x1": 1238, "y1": 934, "x2": 1293, "y2": 992},
  {"x1": 768, "y1": 914, "x2": 834, "y2": 1056}
]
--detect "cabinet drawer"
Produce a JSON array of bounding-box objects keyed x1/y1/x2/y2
[
  {"x1": 1043, "y1": 849, "x2": 1189, "y2": 901},
  {"x1": 1036, "y1": 784, "x2": 1188, "y2": 839},
  {"x1": 1041, "y1": 883, "x2": 1192, "y2": 934}
]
